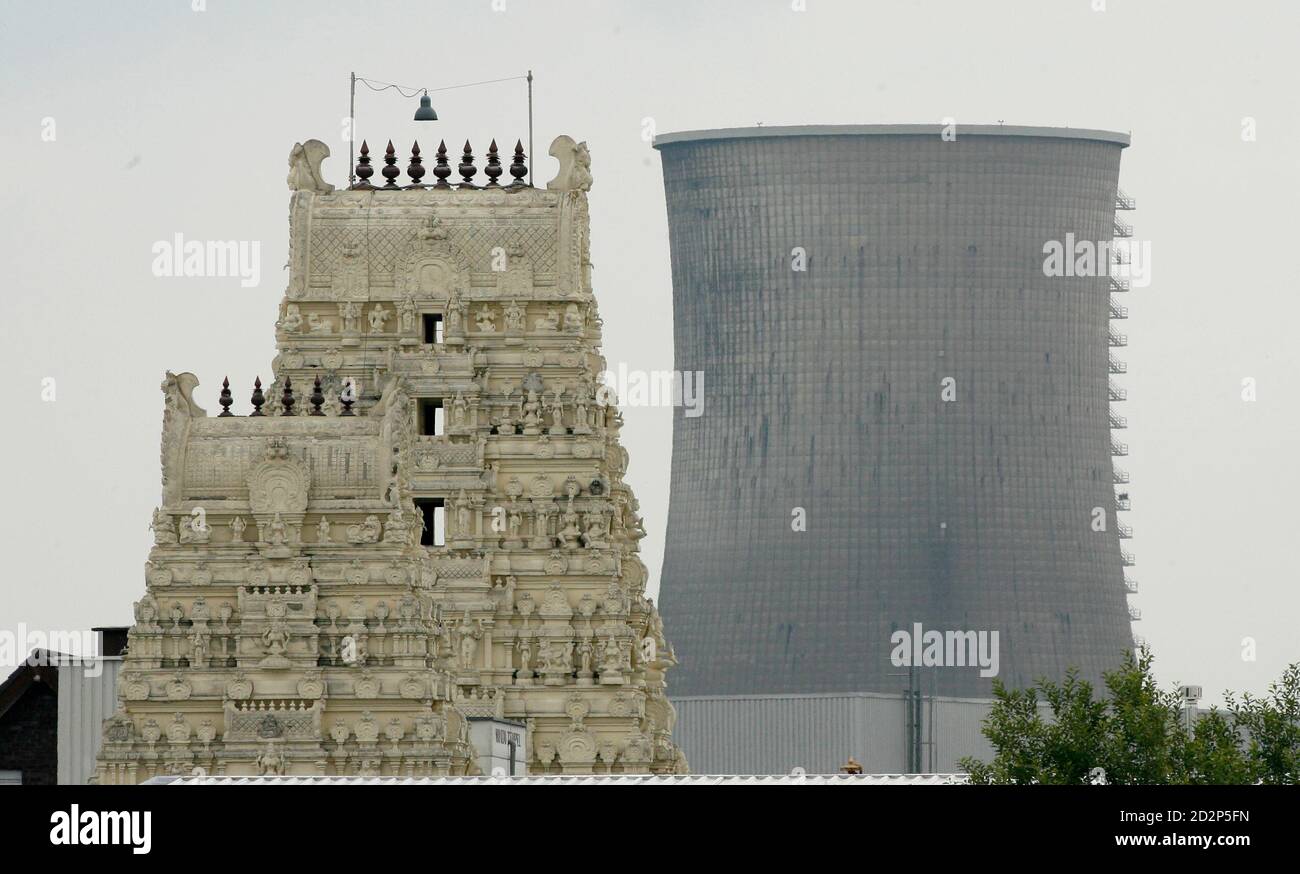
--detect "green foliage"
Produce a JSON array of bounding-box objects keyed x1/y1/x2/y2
[
  {"x1": 960, "y1": 649, "x2": 1300, "y2": 785},
  {"x1": 1226, "y1": 663, "x2": 1300, "y2": 784}
]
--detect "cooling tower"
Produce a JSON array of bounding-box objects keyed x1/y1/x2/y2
[{"x1": 654, "y1": 124, "x2": 1135, "y2": 698}]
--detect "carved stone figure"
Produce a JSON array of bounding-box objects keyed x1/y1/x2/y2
[
  {"x1": 178, "y1": 514, "x2": 210, "y2": 545},
  {"x1": 547, "y1": 135, "x2": 594, "y2": 192},
  {"x1": 447, "y1": 289, "x2": 465, "y2": 334},
  {"x1": 347, "y1": 515, "x2": 382, "y2": 544},
  {"x1": 504, "y1": 300, "x2": 525, "y2": 333},
  {"x1": 280, "y1": 303, "x2": 303, "y2": 333},
  {"x1": 340, "y1": 300, "x2": 361, "y2": 333},
  {"x1": 383, "y1": 508, "x2": 410, "y2": 544},
  {"x1": 267, "y1": 513, "x2": 288, "y2": 546},
  {"x1": 451, "y1": 392, "x2": 468, "y2": 428},
  {"x1": 534, "y1": 308, "x2": 560, "y2": 332},
  {"x1": 563, "y1": 303, "x2": 585, "y2": 334},
  {"x1": 151, "y1": 509, "x2": 176, "y2": 545},
  {"x1": 259, "y1": 599, "x2": 291, "y2": 669},
  {"x1": 455, "y1": 489, "x2": 472, "y2": 536},
  {"x1": 457, "y1": 613, "x2": 482, "y2": 671},
  {"x1": 286, "y1": 139, "x2": 334, "y2": 194},
  {"x1": 256, "y1": 742, "x2": 285, "y2": 776}
]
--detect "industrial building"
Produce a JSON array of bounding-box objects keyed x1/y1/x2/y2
[{"x1": 653, "y1": 125, "x2": 1138, "y2": 769}]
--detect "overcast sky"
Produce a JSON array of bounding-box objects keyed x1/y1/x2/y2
[{"x1": 1, "y1": 0, "x2": 1297, "y2": 706}]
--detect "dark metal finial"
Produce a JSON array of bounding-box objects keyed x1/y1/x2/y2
[
  {"x1": 432, "y1": 140, "x2": 452, "y2": 189},
  {"x1": 484, "y1": 139, "x2": 502, "y2": 187},
  {"x1": 309, "y1": 376, "x2": 325, "y2": 416},
  {"x1": 339, "y1": 380, "x2": 356, "y2": 417},
  {"x1": 458, "y1": 140, "x2": 478, "y2": 189},
  {"x1": 381, "y1": 140, "x2": 401, "y2": 188},
  {"x1": 406, "y1": 140, "x2": 426, "y2": 188},
  {"x1": 250, "y1": 377, "x2": 265, "y2": 417},
  {"x1": 218, "y1": 376, "x2": 233, "y2": 417},
  {"x1": 509, "y1": 140, "x2": 528, "y2": 187},
  {"x1": 353, "y1": 140, "x2": 374, "y2": 189},
  {"x1": 281, "y1": 376, "x2": 296, "y2": 416}
]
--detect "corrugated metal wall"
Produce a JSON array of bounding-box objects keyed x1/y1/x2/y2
[
  {"x1": 673, "y1": 692, "x2": 1046, "y2": 775},
  {"x1": 57, "y1": 657, "x2": 120, "y2": 785}
]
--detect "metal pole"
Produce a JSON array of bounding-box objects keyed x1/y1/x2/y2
[
  {"x1": 527, "y1": 70, "x2": 534, "y2": 186},
  {"x1": 348, "y1": 72, "x2": 356, "y2": 187}
]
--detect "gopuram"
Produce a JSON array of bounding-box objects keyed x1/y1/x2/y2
[{"x1": 95, "y1": 134, "x2": 685, "y2": 781}]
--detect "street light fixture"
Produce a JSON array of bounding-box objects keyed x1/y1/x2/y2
[{"x1": 348, "y1": 71, "x2": 534, "y2": 187}]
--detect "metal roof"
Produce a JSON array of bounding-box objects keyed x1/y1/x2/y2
[
  {"x1": 145, "y1": 773, "x2": 969, "y2": 786},
  {"x1": 653, "y1": 123, "x2": 1130, "y2": 149}
]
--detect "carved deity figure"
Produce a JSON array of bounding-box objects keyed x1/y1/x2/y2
[
  {"x1": 516, "y1": 637, "x2": 533, "y2": 676},
  {"x1": 340, "y1": 301, "x2": 361, "y2": 333},
  {"x1": 583, "y1": 513, "x2": 608, "y2": 548},
  {"x1": 522, "y1": 389, "x2": 543, "y2": 429},
  {"x1": 383, "y1": 508, "x2": 410, "y2": 544},
  {"x1": 451, "y1": 392, "x2": 468, "y2": 428},
  {"x1": 602, "y1": 636, "x2": 623, "y2": 673},
  {"x1": 368, "y1": 304, "x2": 391, "y2": 333},
  {"x1": 537, "y1": 638, "x2": 556, "y2": 673},
  {"x1": 189, "y1": 629, "x2": 209, "y2": 665},
  {"x1": 256, "y1": 742, "x2": 285, "y2": 776},
  {"x1": 307, "y1": 312, "x2": 334, "y2": 334},
  {"x1": 230, "y1": 515, "x2": 247, "y2": 543},
  {"x1": 347, "y1": 515, "x2": 383, "y2": 544},
  {"x1": 534, "y1": 308, "x2": 560, "y2": 333},
  {"x1": 447, "y1": 289, "x2": 465, "y2": 334},
  {"x1": 547, "y1": 389, "x2": 565, "y2": 431},
  {"x1": 455, "y1": 489, "x2": 472, "y2": 536},
  {"x1": 399, "y1": 297, "x2": 416, "y2": 333},
  {"x1": 261, "y1": 620, "x2": 290, "y2": 666},
  {"x1": 504, "y1": 300, "x2": 525, "y2": 333},
  {"x1": 145, "y1": 510, "x2": 172, "y2": 545},
  {"x1": 572, "y1": 381, "x2": 592, "y2": 433},
  {"x1": 179, "y1": 514, "x2": 211, "y2": 545},
  {"x1": 560, "y1": 506, "x2": 582, "y2": 550},
  {"x1": 280, "y1": 303, "x2": 303, "y2": 333},
  {"x1": 268, "y1": 513, "x2": 288, "y2": 546},
  {"x1": 317, "y1": 516, "x2": 331, "y2": 544},
  {"x1": 457, "y1": 614, "x2": 482, "y2": 671},
  {"x1": 475, "y1": 305, "x2": 496, "y2": 333},
  {"x1": 563, "y1": 303, "x2": 584, "y2": 333}
]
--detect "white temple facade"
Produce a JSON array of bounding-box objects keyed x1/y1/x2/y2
[{"x1": 95, "y1": 135, "x2": 685, "y2": 782}]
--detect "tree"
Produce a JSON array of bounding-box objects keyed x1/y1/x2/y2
[
  {"x1": 1226, "y1": 663, "x2": 1300, "y2": 784},
  {"x1": 960, "y1": 648, "x2": 1299, "y2": 785}
]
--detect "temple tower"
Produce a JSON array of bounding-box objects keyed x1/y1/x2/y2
[{"x1": 96, "y1": 135, "x2": 684, "y2": 782}]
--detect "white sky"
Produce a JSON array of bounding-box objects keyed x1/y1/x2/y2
[{"x1": 1, "y1": 0, "x2": 1297, "y2": 707}]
